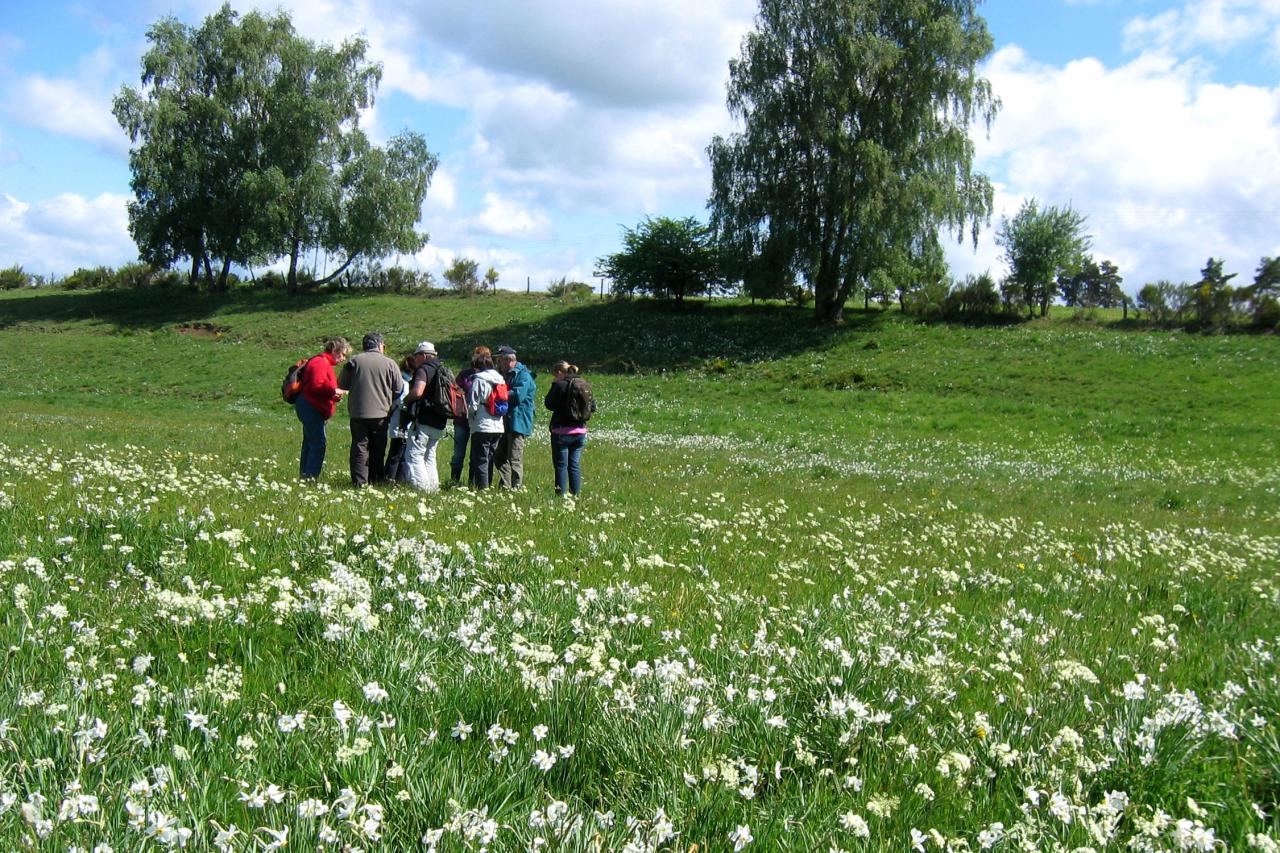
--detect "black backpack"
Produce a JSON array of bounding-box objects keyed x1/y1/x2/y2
[
  {"x1": 424, "y1": 362, "x2": 467, "y2": 420},
  {"x1": 282, "y1": 357, "x2": 308, "y2": 403},
  {"x1": 566, "y1": 377, "x2": 595, "y2": 422}
]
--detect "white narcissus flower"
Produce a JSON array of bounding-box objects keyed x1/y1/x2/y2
[{"x1": 729, "y1": 824, "x2": 753, "y2": 850}]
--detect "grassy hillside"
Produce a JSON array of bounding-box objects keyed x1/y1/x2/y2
[
  {"x1": 2, "y1": 287, "x2": 1275, "y2": 525},
  {"x1": 0, "y1": 287, "x2": 1277, "y2": 850}
]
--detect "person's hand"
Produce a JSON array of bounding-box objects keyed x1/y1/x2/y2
[{"x1": 335, "y1": 389, "x2": 348, "y2": 398}]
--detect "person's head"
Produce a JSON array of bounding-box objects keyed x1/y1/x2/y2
[
  {"x1": 413, "y1": 341, "x2": 437, "y2": 364},
  {"x1": 552, "y1": 360, "x2": 579, "y2": 379},
  {"x1": 362, "y1": 332, "x2": 384, "y2": 353},
  {"x1": 495, "y1": 344, "x2": 517, "y2": 371},
  {"x1": 471, "y1": 345, "x2": 491, "y2": 360},
  {"x1": 324, "y1": 336, "x2": 352, "y2": 361},
  {"x1": 400, "y1": 354, "x2": 416, "y2": 373},
  {"x1": 472, "y1": 353, "x2": 494, "y2": 371}
]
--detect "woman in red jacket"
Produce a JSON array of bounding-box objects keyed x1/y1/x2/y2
[{"x1": 295, "y1": 336, "x2": 351, "y2": 479}]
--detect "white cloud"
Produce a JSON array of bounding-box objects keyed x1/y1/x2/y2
[
  {"x1": 0, "y1": 192, "x2": 135, "y2": 276},
  {"x1": 947, "y1": 45, "x2": 1280, "y2": 288},
  {"x1": 392, "y1": 0, "x2": 755, "y2": 109},
  {"x1": 12, "y1": 74, "x2": 128, "y2": 153},
  {"x1": 474, "y1": 193, "x2": 552, "y2": 239},
  {"x1": 1124, "y1": 0, "x2": 1280, "y2": 55}
]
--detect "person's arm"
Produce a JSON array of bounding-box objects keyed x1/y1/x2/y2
[
  {"x1": 467, "y1": 375, "x2": 487, "y2": 416},
  {"x1": 405, "y1": 364, "x2": 430, "y2": 403},
  {"x1": 391, "y1": 363, "x2": 405, "y2": 399},
  {"x1": 516, "y1": 369, "x2": 535, "y2": 406}
]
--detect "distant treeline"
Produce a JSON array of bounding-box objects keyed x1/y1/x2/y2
[
  {"x1": 3, "y1": 258, "x2": 1276, "y2": 332},
  {"x1": 0, "y1": 262, "x2": 598, "y2": 301}
]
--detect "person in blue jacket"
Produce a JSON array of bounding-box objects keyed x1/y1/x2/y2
[{"x1": 493, "y1": 344, "x2": 536, "y2": 489}]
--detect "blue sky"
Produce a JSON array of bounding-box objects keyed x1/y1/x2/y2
[{"x1": 2, "y1": 0, "x2": 1278, "y2": 292}]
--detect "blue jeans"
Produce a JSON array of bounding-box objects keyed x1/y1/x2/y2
[
  {"x1": 550, "y1": 433, "x2": 587, "y2": 496},
  {"x1": 295, "y1": 396, "x2": 328, "y2": 478},
  {"x1": 450, "y1": 421, "x2": 471, "y2": 483}
]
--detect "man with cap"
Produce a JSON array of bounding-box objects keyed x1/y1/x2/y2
[
  {"x1": 337, "y1": 332, "x2": 404, "y2": 487},
  {"x1": 399, "y1": 341, "x2": 447, "y2": 492},
  {"x1": 494, "y1": 344, "x2": 536, "y2": 489}
]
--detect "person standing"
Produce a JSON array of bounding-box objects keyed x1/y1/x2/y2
[
  {"x1": 382, "y1": 353, "x2": 416, "y2": 483},
  {"x1": 544, "y1": 360, "x2": 594, "y2": 497},
  {"x1": 493, "y1": 344, "x2": 536, "y2": 489},
  {"x1": 400, "y1": 341, "x2": 447, "y2": 492},
  {"x1": 465, "y1": 352, "x2": 507, "y2": 489},
  {"x1": 449, "y1": 345, "x2": 489, "y2": 486},
  {"x1": 295, "y1": 336, "x2": 350, "y2": 479},
  {"x1": 338, "y1": 332, "x2": 403, "y2": 487}
]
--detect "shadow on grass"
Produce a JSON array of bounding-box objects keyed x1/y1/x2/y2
[
  {"x1": 0, "y1": 286, "x2": 347, "y2": 332},
  {"x1": 427, "y1": 298, "x2": 887, "y2": 374},
  {"x1": 0, "y1": 286, "x2": 898, "y2": 374}
]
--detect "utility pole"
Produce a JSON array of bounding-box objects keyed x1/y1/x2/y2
[{"x1": 527, "y1": 276, "x2": 531, "y2": 294}]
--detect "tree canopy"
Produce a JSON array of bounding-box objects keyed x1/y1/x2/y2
[
  {"x1": 709, "y1": 0, "x2": 998, "y2": 323},
  {"x1": 113, "y1": 4, "x2": 437, "y2": 292},
  {"x1": 443, "y1": 257, "x2": 481, "y2": 295},
  {"x1": 597, "y1": 216, "x2": 725, "y2": 303},
  {"x1": 996, "y1": 199, "x2": 1090, "y2": 317}
]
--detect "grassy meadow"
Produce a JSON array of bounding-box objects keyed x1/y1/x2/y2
[{"x1": 0, "y1": 286, "x2": 1277, "y2": 851}]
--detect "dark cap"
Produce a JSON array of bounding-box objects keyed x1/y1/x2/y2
[{"x1": 495, "y1": 345, "x2": 517, "y2": 357}]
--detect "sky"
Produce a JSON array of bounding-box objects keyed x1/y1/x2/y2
[{"x1": 1, "y1": 0, "x2": 1278, "y2": 293}]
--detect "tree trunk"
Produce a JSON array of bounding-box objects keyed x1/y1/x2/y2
[
  {"x1": 287, "y1": 235, "x2": 301, "y2": 294},
  {"x1": 812, "y1": 256, "x2": 843, "y2": 324},
  {"x1": 215, "y1": 257, "x2": 232, "y2": 292},
  {"x1": 202, "y1": 253, "x2": 215, "y2": 290},
  {"x1": 313, "y1": 255, "x2": 357, "y2": 286}
]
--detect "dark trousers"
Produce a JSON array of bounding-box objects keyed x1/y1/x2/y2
[
  {"x1": 495, "y1": 430, "x2": 527, "y2": 489},
  {"x1": 350, "y1": 417, "x2": 390, "y2": 487},
  {"x1": 450, "y1": 421, "x2": 471, "y2": 484},
  {"x1": 469, "y1": 432, "x2": 501, "y2": 489},
  {"x1": 295, "y1": 396, "x2": 327, "y2": 478},
  {"x1": 384, "y1": 436, "x2": 408, "y2": 483}
]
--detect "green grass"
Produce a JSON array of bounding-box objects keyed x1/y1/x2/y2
[{"x1": 0, "y1": 286, "x2": 1277, "y2": 850}]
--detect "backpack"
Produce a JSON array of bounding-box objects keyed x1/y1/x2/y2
[
  {"x1": 424, "y1": 362, "x2": 467, "y2": 420},
  {"x1": 282, "y1": 357, "x2": 309, "y2": 404},
  {"x1": 486, "y1": 381, "x2": 510, "y2": 416},
  {"x1": 566, "y1": 377, "x2": 595, "y2": 422}
]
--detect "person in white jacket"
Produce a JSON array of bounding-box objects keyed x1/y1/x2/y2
[{"x1": 465, "y1": 353, "x2": 507, "y2": 489}]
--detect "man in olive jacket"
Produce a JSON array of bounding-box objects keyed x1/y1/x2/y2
[
  {"x1": 338, "y1": 332, "x2": 404, "y2": 487},
  {"x1": 494, "y1": 344, "x2": 536, "y2": 489}
]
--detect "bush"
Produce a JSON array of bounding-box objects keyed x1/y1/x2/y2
[
  {"x1": 904, "y1": 279, "x2": 950, "y2": 319},
  {"x1": 0, "y1": 265, "x2": 34, "y2": 289},
  {"x1": 1253, "y1": 297, "x2": 1280, "y2": 330},
  {"x1": 784, "y1": 283, "x2": 813, "y2": 307},
  {"x1": 254, "y1": 270, "x2": 288, "y2": 290},
  {"x1": 548, "y1": 278, "x2": 594, "y2": 300},
  {"x1": 60, "y1": 266, "x2": 115, "y2": 290},
  {"x1": 943, "y1": 274, "x2": 1001, "y2": 321},
  {"x1": 443, "y1": 257, "x2": 482, "y2": 295}
]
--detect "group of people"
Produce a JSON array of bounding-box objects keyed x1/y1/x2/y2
[{"x1": 291, "y1": 333, "x2": 593, "y2": 496}]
